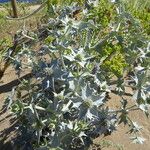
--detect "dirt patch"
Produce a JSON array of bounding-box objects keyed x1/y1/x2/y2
[
  {"x1": 0, "y1": 67, "x2": 31, "y2": 149},
  {"x1": 0, "y1": 4, "x2": 43, "y2": 39},
  {"x1": 0, "y1": 4, "x2": 40, "y2": 12},
  {"x1": 94, "y1": 92, "x2": 150, "y2": 150}
]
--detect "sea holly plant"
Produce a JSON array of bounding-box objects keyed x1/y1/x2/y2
[{"x1": 4, "y1": 0, "x2": 150, "y2": 149}]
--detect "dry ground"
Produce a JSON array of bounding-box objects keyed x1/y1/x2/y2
[{"x1": 0, "y1": 5, "x2": 42, "y2": 39}]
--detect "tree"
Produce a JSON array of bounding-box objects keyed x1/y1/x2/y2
[{"x1": 11, "y1": 0, "x2": 18, "y2": 18}]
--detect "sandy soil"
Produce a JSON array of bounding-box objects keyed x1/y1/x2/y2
[
  {"x1": 0, "y1": 5, "x2": 42, "y2": 40},
  {"x1": 95, "y1": 92, "x2": 150, "y2": 150},
  {"x1": 0, "y1": 4, "x2": 40, "y2": 11},
  {"x1": 0, "y1": 67, "x2": 32, "y2": 149}
]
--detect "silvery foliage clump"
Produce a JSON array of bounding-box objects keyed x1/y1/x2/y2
[{"x1": 6, "y1": 0, "x2": 150, "y2": 149}]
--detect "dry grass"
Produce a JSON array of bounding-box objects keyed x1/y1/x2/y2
[{"x1": 0, "y1": 4, "x2": 44, "y2": 40}]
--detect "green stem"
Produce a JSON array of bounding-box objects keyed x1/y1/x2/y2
[{"x1": 59, "y1": 50, "x2": 66, "y2": 71}]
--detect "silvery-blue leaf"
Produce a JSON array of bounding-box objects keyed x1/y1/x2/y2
[
  {"x1": 82, "y1": 85, "x2": 87, "y2": 99},
  {"x1": 73, "y1": 102, "x2": 82, "y2": 108},
  {"x1": 140, "y1": 90, "x2": 147, "y2": 100},
  {"x1": 51, "y1": 133, "x2": 61, "y2": 147},
  {"x1": 132, "y1": 122, "x2": 142, "y2": 132},
  {"x1": 88, "y1": 106, "x2": 99, "y2": 117},
  {"x1": 46, "y1": 80, "x2": 50, "y2": 88},
  {"x1": 133, "y1": 90, "x2": 139, "y2": 100},
  {"x1": 110, "y1": 0, "x2": 116, "y2": 3},
  {"x1": 69, "y1": 80, "x2": 76, "y2": 91},
  {"x1": 139, "y1": 104, "x2": 149, "y2": 113},
  {"x1": 78, "y1": 104, "x2": 88, "y2": 120},
  {"x1": 64, "y1": 55, "x2": 75, "y2": 62},
  {"x1": 71, "y1": 97, "x2": 82, "y2": 107},
  {"x1": 91, "y1": 0, "x2": 99, "y2": 7},
  {"x1": 28, "y1": 104, "x2": 34, "y2": 114},
  {"x1": 92, "y1": 92, "x2": 105, "y2": 105},
  {"x1": 135, "y1": 66, "x2": 145, "y2": 72},
  {"x1": 78, "y1": 61, "x2": 86, "y2": 67},
  {"x1": 85, "y1": 84, "x2": 94, "y2": 98},
  {"x1": 130, "y1": 136, "x2": 146, "y2": 144},
  {"x1": 61, "y1": 16, "x2": 70, "y2": 25},
  {"x1": 77, "y1": 21, "x2": 89, "y2": 30},
  {"x1": 67, "y1": 121, "x2": 74, "y2": 130},
  {"x1": 61, "y1": 122, "x2": 68, "y2": 131},
  {"x1": 86, "y1": 109, "x2": 95, "y2": 120},
  {"x1": 6, "y1": 96, "x2": 13, "y2": 110},
  {"x1": 62, "y1": 100, "x2": 72, "y2": 112}
]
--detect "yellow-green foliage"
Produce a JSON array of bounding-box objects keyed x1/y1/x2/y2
[
  {"x1": 84, "y1": 0, "x2": 127, "y2": 77},
  {"x1": 102, "y1": 53, "x2": 127, "y2": 77},
  {"x1": 124, "y1": 0, "x2": 150, "y2": 35},
  {"x1": 131, "y1": 8, "x2": 150, "y2": 35},
  {"x1": 100, "y1": 44, "x2": 127, "y2": 77},
  {"x1": 0, "y1": 10, "x2": 7, "y2": 28},
  {"x1": 88, "y1": 0, "x2": 115, "y2": 28}
]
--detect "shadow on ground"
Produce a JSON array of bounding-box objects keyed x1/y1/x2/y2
[
  {"x1": 0, "y1": 73, "x2": 32, "y2": 94},
  {"x1": 0, "y1": 115, "x2": 18, "y2": 150},
  {"x1": 0, "y1": 72, "x2": 33, "y2": 150}
]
